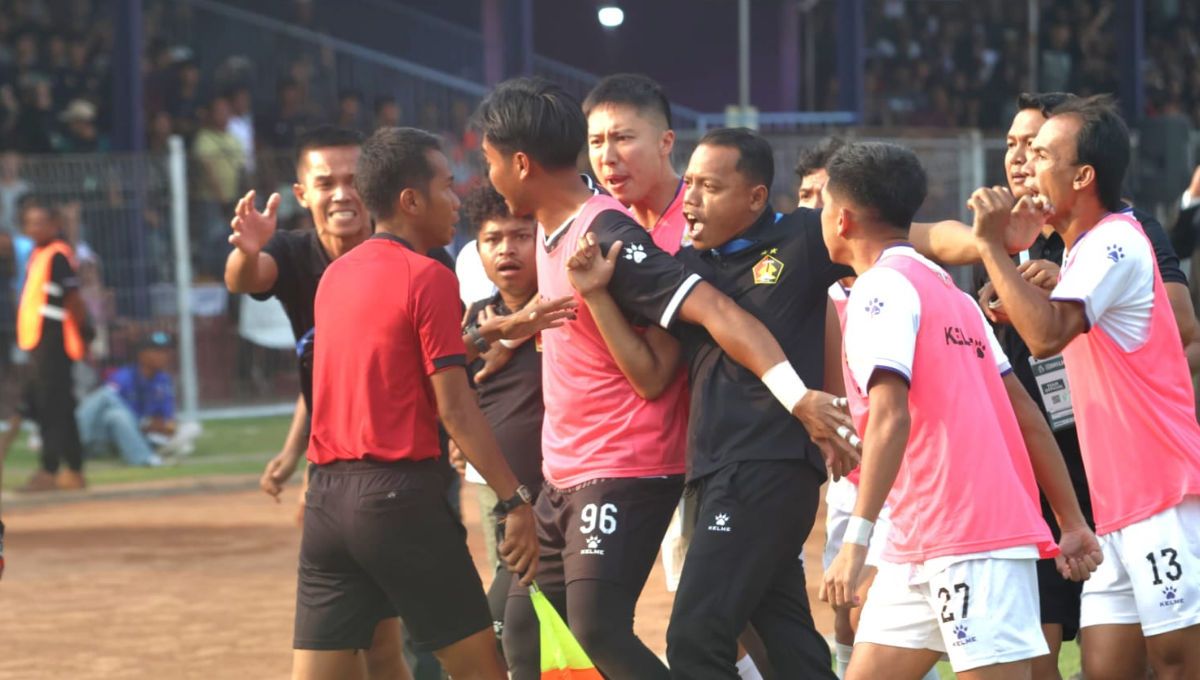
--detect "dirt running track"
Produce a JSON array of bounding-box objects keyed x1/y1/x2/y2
[{"x1": 0, "y1": 481, "x2": 833, "y2": 679}]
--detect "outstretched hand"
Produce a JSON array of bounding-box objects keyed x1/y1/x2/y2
[{"x1": 229, "y1": 190, "x2": 281, "y2": 255}]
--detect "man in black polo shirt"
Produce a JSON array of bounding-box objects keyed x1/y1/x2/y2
[
  {"x1": 568, "y1": 128, "x2": 848, "y2": 678},
  {"x1": 456, "y1": 184, "x2": 545, "y2": 641}
]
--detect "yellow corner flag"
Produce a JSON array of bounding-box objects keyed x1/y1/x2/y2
[{"x1": 530, "y1": 583, "x2": 604, "y2": 679}]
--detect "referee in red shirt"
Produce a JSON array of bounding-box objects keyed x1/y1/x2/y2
[{"x1": 293, "y1": 126, "x2": 537, "y2": 680}]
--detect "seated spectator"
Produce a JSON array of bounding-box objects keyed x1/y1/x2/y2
[
  {"x1": 335, "y1": 89, "x2": 366, "y2": 133},
  {"x1": 373, "y1": 94, "x2": 400, "y2": 129},
  {"x1": 56, "y1": 98, "x2": 106, "y2": 153},
  {"x1": 225, "y1": 84, "x2": 255, "y2": 175},
  {"x1": 81, "y1": 330, "x2": 202, "y2": 462},
  {"x1": 0, "y1": 151, "x2": 30, "y2": 234}
]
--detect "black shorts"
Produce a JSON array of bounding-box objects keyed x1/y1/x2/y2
[
  {"x1": 1036, "y1": 430, "x2": 1088, "y2": 641},
  {"x1": 511, "y1": 475, "x2": 683, "y2": 598},
  {"x1": 294, "y1": 458, "x2": 491, "y2": 652},
  {"x1": 1037, "y1": 556, "x2": 1083, "y2": 641}
]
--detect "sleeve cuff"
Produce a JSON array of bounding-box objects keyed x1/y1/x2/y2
[
  {"x1": 1049, "y1": 295, "x2": 1091, "y2": 332},
  {"x1": 867, "y1": 362, "x2": 913, "y2": 388},
  {"x1": 430, "y1": 354, "x2": 468, "y2": 373},
  {"x1": 1183, "y1": 190, "x2": 1199, "y2": 211},
  {"x1": 659, "y1": 273, "x2": 703, "y2": 329}
]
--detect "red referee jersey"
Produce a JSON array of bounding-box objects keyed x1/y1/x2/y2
[{"x1": 308, "y1": 233, "x2": 465, "y2": 464}]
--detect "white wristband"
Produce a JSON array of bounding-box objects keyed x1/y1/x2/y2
[
  {"x1": 762, "y1": 361, "x2": 808, "y2": 413},
  {"x1": 845, "y1": 516, "x2": 874, "y2": 547}
]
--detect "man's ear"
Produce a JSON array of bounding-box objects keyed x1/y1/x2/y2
[
  {"x1": 749, "y1": 184, "x2": 769, "y2": 213},
  {"x1": 1073, "y1": 164, "x2": 1096, "y2": 194},
  {"x1": 515, "y1": 151, "x2": 532, "y2": 181}
]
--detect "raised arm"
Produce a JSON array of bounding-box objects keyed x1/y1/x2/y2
[
  {"x1": 911, "y1": 208, "x2": 1041, "y2": 265},
  {"x1": 224, "y1": 190, "x2": 281, "y2": 294},
  {"x1": 972, "y1": 188, "x2": 1087, "y2": 357}
]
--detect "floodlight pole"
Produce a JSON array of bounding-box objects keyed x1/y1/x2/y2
[
  {"x1": 1028, "y1": 0, "x2": 1039, "y2": 93},
  {"x1": 738, "y1": 0, "x2": 750, "y2": 111}
]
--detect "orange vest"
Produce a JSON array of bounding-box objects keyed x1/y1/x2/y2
[{"x1": 17, "y1": 241, "x2": 84, "y2": 360}]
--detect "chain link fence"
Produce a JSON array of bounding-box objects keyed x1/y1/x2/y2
[{"x1": 6, "y1": 126, "x2": 1181, "y2": 420}]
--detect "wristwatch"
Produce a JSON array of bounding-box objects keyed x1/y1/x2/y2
[
  {"x1": 467, "y1": 326, "x2": 490, "y2": 353},
  {"x1": 494, "y1": 485, "x2": 533, "y2": 515}
]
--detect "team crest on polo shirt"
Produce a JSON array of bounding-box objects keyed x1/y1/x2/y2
[{"x1": 753, "y1": 249, "x2": 784, "y2": 285}]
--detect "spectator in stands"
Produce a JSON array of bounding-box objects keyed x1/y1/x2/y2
[
  {"x1": 373, "y1": 95, "x2": 401, "y2": 129},
  {"x1": 193, "y1": 93, "x2": 245, "y2": 275},
  {"x1": 0, "y1": 151, "x2": 29, "y2": 234},
  {"x1": 166, "y1": 59, "x2": 202, "y2": 140},
  {"x1": 258, "y1": 77, "x2": 308, "y2": 150},
  {"x1": 226, "y1": 84, "x2": 255, "y2": 175},
  {"x1": 56, "y1": 98, "x2": 105, "y2": 153},
  {"x1": 335, "y1": 89, "x2": 366, "y2": 133},
  {"x1": 12, "y1": 80, "x2": 54, "y2": 153},
  {"x1": 147, "y1": 109, "x2": 173, "y2": 153}
]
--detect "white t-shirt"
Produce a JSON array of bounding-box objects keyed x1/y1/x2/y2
[
  {"x1": 455, "y1": 239, "x2": 497, "y2": 306},
  {"x1": 844, "y1": 246, "x2": 1010, "y2": 392},
  {"x1": 1050, "y1": 218, "x2": 1154, "y2": 352}
]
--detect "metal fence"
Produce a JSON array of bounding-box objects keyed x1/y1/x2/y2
[{"x1": 5, "y1": 124, "x2": 1194, "y2": 421}]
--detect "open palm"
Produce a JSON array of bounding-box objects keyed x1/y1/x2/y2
[{"x1": 229, "y1": 190, "x2": 281, "y2": 255}]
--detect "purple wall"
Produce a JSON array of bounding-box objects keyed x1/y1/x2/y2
[{"x1": 530, "y1": 0, "x2": 787, "y2": 111}]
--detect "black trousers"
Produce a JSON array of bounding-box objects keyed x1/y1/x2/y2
[
  {"x1": 666, "y1": 460, "x2": 834, "y2": 679},
  {"x1": 29, "y1": 343, "x2": 82, "y2": 474}
]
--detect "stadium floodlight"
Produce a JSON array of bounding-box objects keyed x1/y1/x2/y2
[{"x1": 598, "y1": 4, "x2": 624, "y2": 28}]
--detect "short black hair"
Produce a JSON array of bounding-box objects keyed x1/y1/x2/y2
[
  {"x1": 356, "y1": 127, "x2": 443, "y2": 221},
  {"x1": 473, "y1": 77, "x2": 585, "y2": 170},
  {"x1": 339, "y1": 89, "x2": 362, "y2": 103},
  {"x1": 374, "y1": 95, "x2": 396, "y2": 114},
  {"x1": 1048, "y1": 94, "x2": 1130, "y2": 213},
  {"x1": 462, "y1": 184, "x2": 512, "y2": 237},
  {"x1": 826, "y1": 142, "x2": 928, "y2": 231},
  {"x1": 794, "y1": 137, "x2": 847, "y2": 179},
  {"x1": 1015, "y1": 91, "x2": 1077, "y2": 117},
  {"x1": 294, "y1": 125, "x2": 364, "y2": 170},
  {"x1": 696, "y1": 127, "x2": 775, "y2": 190},
  {"x1": 582, "y1": 73, "x2": 673, "y2": 129}
]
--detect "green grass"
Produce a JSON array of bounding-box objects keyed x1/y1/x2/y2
[
  {"x1": 2, "y1": 415, "x2": 293, "y2": 490},
  {"x1": 937, "y1": 640, "x2": 1080, "y2": 678}
]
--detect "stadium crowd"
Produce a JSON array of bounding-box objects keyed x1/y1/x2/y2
[{"x1": 862, "y1": 0, "x2": 1200, "y2": 129}]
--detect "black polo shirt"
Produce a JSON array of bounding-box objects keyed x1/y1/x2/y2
[
  {"x1": 252, "y1": 229, "x2": 331, "y2": 342},
  {"x1": 673, "y1": 207, "x2": 853, "y2": 482},
  {"x1": 464, "y1": 293, "x2": 544, "y2": 491}
]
